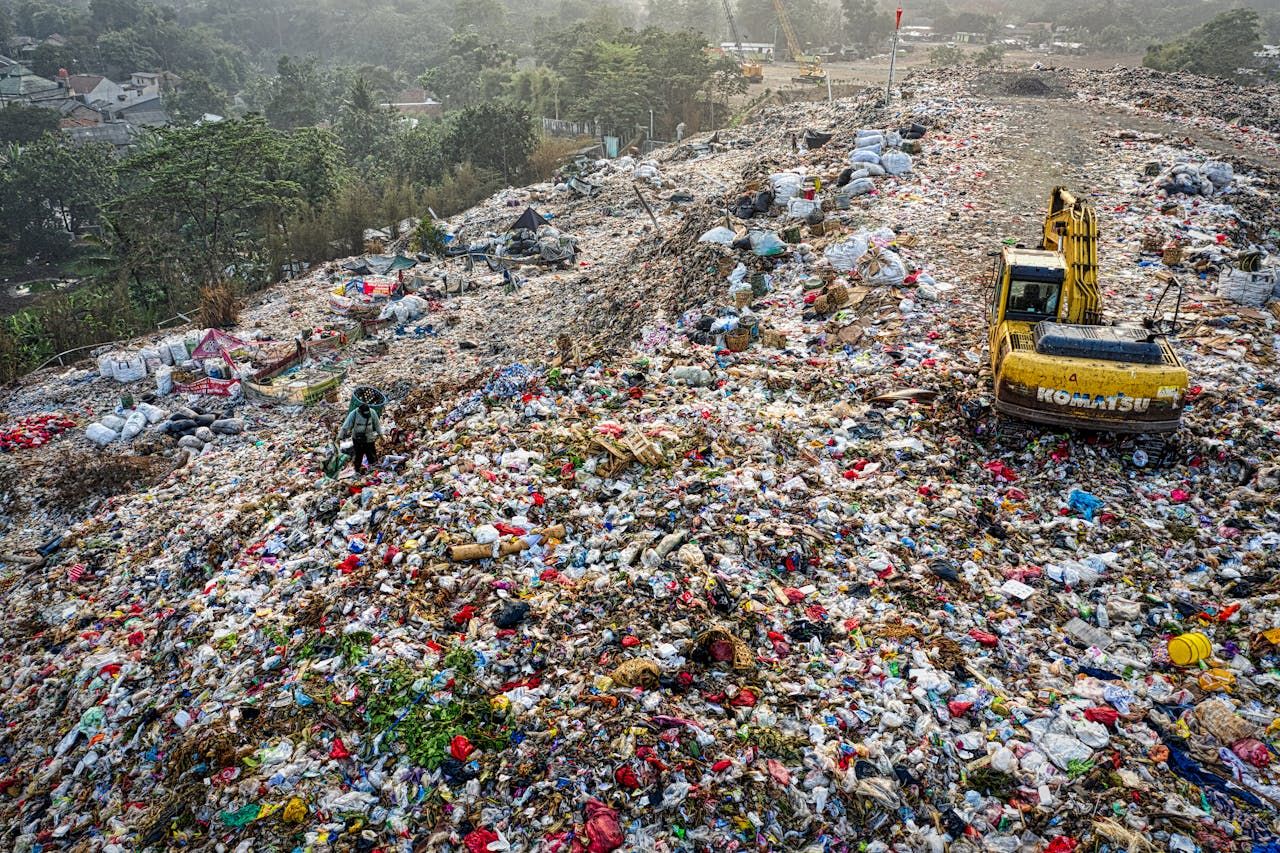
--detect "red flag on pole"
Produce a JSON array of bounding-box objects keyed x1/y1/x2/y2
[{"x1": 895, "y1": 7, "x2": 903, "y2": 29}]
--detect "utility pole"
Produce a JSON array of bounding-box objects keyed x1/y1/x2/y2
[{"x1": 885, "y1": 7, "x2": 903, "y2": 105}]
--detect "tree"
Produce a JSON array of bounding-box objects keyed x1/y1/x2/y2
[
  {"x1": 444, "y1": 102, "x2": 537, "y2": 183},
  {"x1": 420, "y1": 30, "x2": 516, "y2": 110},
  {"x1": 841, "y1": 0, "x2": 894, "y2": 53},
  {"x1": 560, "y1": 38, "x2": 648, "y2": 131},
  {"x1": 14, "y1": 0, "x2": 84, "y2": 39},
  {"x1": 386, "y1": 122, "x2": 448, "y2": 188},
  {"x1": 0, "y1": 3, "x2": 14, "y2": 46},
  {"x1": 929, "y1": 43, "x2": 964, "y2": 66},
  {"x1": 266, "y1": 55, "x2": 325, "y2": 130},
  {"x1": 110, "y1": 116, "x2": 307, "y2": 292},
  {"x1": 28, "y1": 40, "x2": 85, "y2": 78},
  {"x1": 644, "y1": 0, "x2": 719, "y2": 38},
  {"x1": 336, "y1": 76, "x2": 399, "y2": 172},
  {"x1": 96, "y1": 28, "x2": 162, "y2": 78},
  {"x1": 634, "y1": 27, "x2": 719, "y2": 137},
  {"x1": 1144, "y1": 9, "x2": 1263, "y2": 81},
  {"x1": 972, "y1": 43, "x2": 1005, "y2": 67},
  {"x1": 165, "y1": 73, "x2": 231, "y2": 123},
  {"x1": 0, "y1": 102, "x2": 60, "y2": 145},
  {"x1": 282, "y1": 127, "x2": 345, "y2": 206},
  {"x1": 0, "y1": 137, "x2": 116, "y2": 257},
  {"x1": 90, "y1": 0, "x2": 151, "y2": 31}
]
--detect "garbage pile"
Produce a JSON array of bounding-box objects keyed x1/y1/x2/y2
[{"x1": 0, "y1": 66, "x2": 1278, "y2": 853}]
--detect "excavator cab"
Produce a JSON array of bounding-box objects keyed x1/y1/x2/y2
[{"x1": 988, "y1": 187, "x2": 1189, "y2": 433}]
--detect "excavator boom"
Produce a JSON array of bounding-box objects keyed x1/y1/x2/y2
[
  {"x1": 721, "y1": 0, "x2": 763, "y2": 82},
  {"x1": 770, "y1": 0, "x2": 825, "y2": 81}
]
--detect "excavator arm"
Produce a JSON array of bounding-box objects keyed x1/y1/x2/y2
[{"x1": 1043, "y1": 186, "x2": 1102, "y2": 325}]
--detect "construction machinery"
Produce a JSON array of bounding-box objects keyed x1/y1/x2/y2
[
  {"x1": 988, "y1": 187, "x2": 1189, "y2": 433},
  {"x1": 719, "y1": 0, "x2": 763, "y2": 82},
  {"x1": 770, "y1": 0, "x2": 825, "y2": 83}
]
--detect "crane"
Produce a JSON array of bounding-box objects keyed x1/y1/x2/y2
[
  {"x1": 719, "y1": 0, "x2": 763, "y2": 82},
  {"x1": 770, "y1": 0, "x2": 825, "y2": 82}
]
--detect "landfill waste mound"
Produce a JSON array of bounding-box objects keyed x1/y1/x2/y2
[{"x1": 1, "y1": 67, "x2": 1280, "y2": 853}]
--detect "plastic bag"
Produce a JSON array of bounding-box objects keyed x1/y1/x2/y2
[
  {"x1": 136, "y1": 402, "x2": 166, "y2": 424},
  {"x1": 850, "y1": 149, "x2": 881, "y2": 165},
  {"x1": 786, "y1": 197, "x2": 821, "y2": 220},
  {"x1": 155, "y1": 365, "x2": 173, "y2": 396},
  {"x1": 1201, "y1": 160, "x2": 1232, "y2": 190},
  {"x1": 845, "y1": 177, "x2": 875, "y2": 197},
  {"x1": 881, "y1": 150, "x2": 913, "y2": 176},
  {"x1": 749, "y1": 231, "x2": 786, "y2": 257},
  {"x1": 769, "y1": 172, "x2": 803, "y2": 204},
  {"x1": 824, "y1": 234, "x2": 870, "y2": 272},
  {"x1": 698, "y1": 226, "x2": 737, "y2": 245},
  {"x1": 322, "y1": 443, "x2": 350, "y2": 479},
  {"x1": 857, "y1": 247, "x2": 907, "y2": 286},
  {"x1": 120, "y1": 411, "x2": 147, "y2": 441},
  {"x1": 110, "y1": 353, "x2": 147, "y2": 383},
  {"x1": 85, "y1": 423, "x2": 119, "y2": 446}
]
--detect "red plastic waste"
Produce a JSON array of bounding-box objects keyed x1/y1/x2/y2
[{"x1": 583, "y1": 798, "x2": 624, "y2": 853}]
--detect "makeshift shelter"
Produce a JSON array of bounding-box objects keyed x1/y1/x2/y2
[
  {"x1": 191, "y1": 329, "x2": 249, "y2": 368},
  {"x1": 509, "y1": 207, "x2": 550, "y2": 233},
  {"x1": 341, "y1": 254, "x2": 419, "y2": 276}
]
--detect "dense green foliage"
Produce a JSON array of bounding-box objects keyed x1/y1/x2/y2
[{"x1": 1143, "y1": 9, "x2": 1268, "y2": 81}]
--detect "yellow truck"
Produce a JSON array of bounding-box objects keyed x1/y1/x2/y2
[{"x1": 988, "y1": 187, "x2": 1189, "y2": 433}]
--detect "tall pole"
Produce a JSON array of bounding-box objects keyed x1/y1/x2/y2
[
  {"x1": 826, "y1": 71, "x2": 833, "y2": 104},
  {"x1": 885, "y1": 7, "x2": 903, "y2": 105}
]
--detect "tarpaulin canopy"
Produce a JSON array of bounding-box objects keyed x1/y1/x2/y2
[
  {"x1": 342, "y1": 254, "x2": 418, "y2": 276},
  {"x1": 509, "y1": 207, "x2": 550, "y2": 233},
  {"x1": 191, "y1": 328, "x2": 249, "y2": 360}
]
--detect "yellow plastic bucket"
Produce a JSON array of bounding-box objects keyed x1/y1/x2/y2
[{"x1": 1167, "y1": 632, "x2": 1212, "y2": 666}]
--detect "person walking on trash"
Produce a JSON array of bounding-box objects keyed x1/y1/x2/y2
[{"x1": 339, "y1": 402, "x2": 384, "y2": 474}]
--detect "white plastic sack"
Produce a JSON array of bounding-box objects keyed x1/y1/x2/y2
[
  {"x1": 824, "y1": 234, "x2": 871, "y2": 272},
  {"x1": 378, "y1": 294, "x2": 427, "y2": 323},
  {"x1": 769, "y1": 172, "x2": 804, "y2": 204},
  {"x1": 786, "y1": 197, "x2": 822, "y2": 220},
  {"x1": 111, "y1": 353, "x2": 146, "y2": 383},
  {"x1": 166, "y1": 338, "x2": 188, "y2": 365},
  {"x1": 96, "y1": 352, "x2": 115, "y2": 379},
  {"x1": 845, "y1": 177, "x2": 875, "y2": 197},
  {"x1": 850, "y1": 149, "x2": 880, "y2": 165},
  {"x1": 698, "y1": 226, "x2": 737, "y2": 246},
  {"x1": 881, "y1": 151, "x2": 913, "y2": 176},
  {"x1": 857, "y1": 247, "x2": 907, "y2": 287},
  {"x1": 155, "y1": 365, "x2": 173, "y2": 396},
  {"x1": 100, "y1": 414, "x2": 125, "y2": 431},
  {"x1": 1216, "y1": 268, "x2": 1275, "y2": 308},
  {"x1": 86, "y1": 423, "x2": 119, "y2": 446},
  {"x1": 136, "y1": 402, "x2": 166, "y2": 424},
  {"x1": 120, "y1": 410, "x2": 147, "y2": 441},
  {"x1": 1201, "y1": 160, "x2": 1233, "y2": 190},
  {"x1": 139, "y1": 346, "x2": 162, "y2": 369}
]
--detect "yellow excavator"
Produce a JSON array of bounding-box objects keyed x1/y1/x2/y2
[
  {"x1": 771, "y1": 0, "x2": 825, "y2": 83},
  {"x1": 720, "y1": 0, "x2": 763, "y2": 82},
  {"x1": 988, "y1": 187, "x2": 1189, "y2": 432}
]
